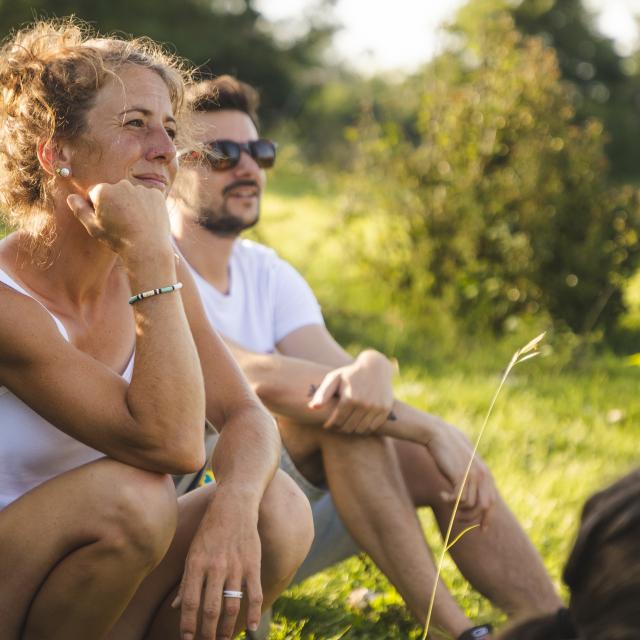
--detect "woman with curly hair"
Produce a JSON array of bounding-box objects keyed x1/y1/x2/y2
[{"x1": 0, "y1": 19, "x2": 312, "y2": 640}]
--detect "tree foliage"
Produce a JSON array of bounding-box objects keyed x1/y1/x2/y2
[
  {"x1": 509, "y1": 0, "x2": 640, "y2": 180},
  {"x1": 340, "y1": 13, "x2": 640, "y2": 334},
  {"x1": 0, "y1": 0, "x2": 337, "y2": 127}
]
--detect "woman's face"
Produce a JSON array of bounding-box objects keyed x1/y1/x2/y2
[{"x1": 63, "y1": 64, "x2": 178, "y2": 197}]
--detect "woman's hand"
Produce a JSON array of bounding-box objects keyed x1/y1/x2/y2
[
  {"x1": 66, "y1": 180, "x2": 171, "y2": 257},
  {"x1": 173, "y1": 487, "x2": 263, "y2": 640}
]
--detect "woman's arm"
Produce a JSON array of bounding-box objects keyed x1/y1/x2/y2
[
  {"x1": 0, "y1": 181, "x2": 207, "y2": 474},
  {"x1": 170, "y1": 261, "x2": 281, "y2": 638},
  {"x1": 177, "y1": 261, "x2": 281, "y2": 484}
]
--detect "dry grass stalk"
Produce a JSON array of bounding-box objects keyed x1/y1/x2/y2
[{"x1": 421, "y1": 333, "x2": 546, "y2": 640}]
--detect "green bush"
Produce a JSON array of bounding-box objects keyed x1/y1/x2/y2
[{"x1": 339, "y1": 13, "x2": 640, "y2": 334}]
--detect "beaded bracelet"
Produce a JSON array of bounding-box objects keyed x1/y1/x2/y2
[{"x1": 128, "y1": 282, "x2": 183, "y2": 305}]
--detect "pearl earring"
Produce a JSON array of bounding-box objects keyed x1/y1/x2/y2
[{"x1": 55, "y1": 167, "x2": 71, "y2": 178}]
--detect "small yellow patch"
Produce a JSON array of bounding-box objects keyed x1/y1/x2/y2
[{"x1": 199, "y1": 469, "x2": 215, "y2": 486}]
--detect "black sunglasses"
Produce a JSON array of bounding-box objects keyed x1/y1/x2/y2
[{"x1": 182, "y1": 139, "x2": 277, "y2": 171}]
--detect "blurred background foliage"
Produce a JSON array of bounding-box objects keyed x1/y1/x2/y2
[
  {"x1": 336, "y1": 11, "x2": 640, "y2": 337},
  {"x1": 0, "y1": 0, "x2": 339, "y2": 127},
  {"x1": 2, "y1": 0, "x2": 640, "y2": 349}
]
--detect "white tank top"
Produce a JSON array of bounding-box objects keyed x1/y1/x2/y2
[{"x1": 0, "y1": 267, "x2": 134, "y2": 510}]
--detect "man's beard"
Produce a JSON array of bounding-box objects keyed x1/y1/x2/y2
[
  {"x1": 197, "y1": 205, "x2": 260, "y2": 238},
  {"x1": 197, "y1": 180, "x2": 261, "y2": 238}
]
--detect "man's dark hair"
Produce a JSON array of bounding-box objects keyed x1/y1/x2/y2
[{"x1": 186, "y1": 75, "x2": 260, "y2": 127}]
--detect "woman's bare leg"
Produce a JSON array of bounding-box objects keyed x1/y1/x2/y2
[
  {"x1": 110, "y1": 470, "x2": 313, "y2": 640},
  {"x1": 0, "y1": 458, "x2": 178, "y2": 640}
]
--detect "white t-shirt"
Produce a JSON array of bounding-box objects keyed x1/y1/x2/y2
[{"x1": 188, "y1": 239, "x2": 324, "y2": 352}]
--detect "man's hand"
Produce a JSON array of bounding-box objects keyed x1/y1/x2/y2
[
  {"x1": 308, "y1": 349, "x2": 395, "y2": 434},
  {"x1": 425, "y1": 417, "x2": 497, "y2": 530},
  {"x1": 172, "y1": 487, "x2": 263, "y2": 640}
]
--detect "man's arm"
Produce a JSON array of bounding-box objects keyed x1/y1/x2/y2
[
  {"x1": 229, "y1": 332, "x2": 470, "y2": 449},
  {"x1": 225, "y1": 327, "x2": 496, "y2": 523},
  {"x1": 228, "y1": 323, "x2": 394, "y2": 432}
]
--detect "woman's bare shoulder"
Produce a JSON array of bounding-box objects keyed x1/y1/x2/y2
[{"x1": 0, "y1": 282, "x2": 67, "y2": 365}]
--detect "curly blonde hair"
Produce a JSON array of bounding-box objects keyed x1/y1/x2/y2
[{"x1": 0, "y1": 18, "x2": 190, "y2": 236}]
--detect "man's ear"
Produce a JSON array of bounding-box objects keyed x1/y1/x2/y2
[{"x1": 37, "y1": 139, "x2": 72, "y2": 176}]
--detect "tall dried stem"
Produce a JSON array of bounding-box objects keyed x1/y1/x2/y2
[{"x1": 421, "y1": 333, "x2": 546, "y2": 640}]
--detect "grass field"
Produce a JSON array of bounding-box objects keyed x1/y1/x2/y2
[{"x1": 240, "y1": 159, "x2": 640, "y2": 639}]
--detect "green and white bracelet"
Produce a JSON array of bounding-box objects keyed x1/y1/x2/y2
[{"x1": 128, "y1": 282, "x2": 183, "y2": 305}]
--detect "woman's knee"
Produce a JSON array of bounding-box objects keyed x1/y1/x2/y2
[
  {"x1": 258, "y1": 470, "x2": 314, "y2": 577},
  {"x1": 95, "y1": 460, "x2": 178, "y2": 569}
]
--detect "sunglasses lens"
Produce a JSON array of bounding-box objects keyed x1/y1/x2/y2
[
  {"x1": 200, "y1": 139, "x2": 276, "y2": 170},
  {"x1": 207, "y1": 141, "x2": 241, "y2": 170},
  {"x1": 252, "y1": 139, "x2": 276, "y2": 168}
]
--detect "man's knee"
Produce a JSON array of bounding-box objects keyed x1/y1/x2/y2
[
  {"x1": 319, "y1": 430, "x2": 391, "y2": 468},
  {"x1": 258, "y1": 470, "x2": 314, "y2": 579}
]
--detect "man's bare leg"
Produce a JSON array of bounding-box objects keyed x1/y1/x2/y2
[
  {"x1": 393, "y1": 439, "x2": 562, "y2": 617},
  {"x1": 279, "y1": 419, "x2": 474, "y2": 638}
]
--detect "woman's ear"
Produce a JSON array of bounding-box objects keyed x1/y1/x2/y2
[{"x1": 37, "y1": 139, "x2": 72, "y2": 176}]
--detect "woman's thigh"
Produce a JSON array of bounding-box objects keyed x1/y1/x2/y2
[{"x1": 0, "y1": 458, "x2": 177, "y2": 639}]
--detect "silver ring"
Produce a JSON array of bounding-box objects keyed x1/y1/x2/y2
[{"x1": 222, "y1": 589, "x2": 243, "y2": 599}]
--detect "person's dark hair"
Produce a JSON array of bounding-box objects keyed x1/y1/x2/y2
[
  {"x1": 499, "y1": 468, "x2": 640, "y2": 640},
  {"x1": 186, "y1": 75, "x2": 260, "y2": 128}
]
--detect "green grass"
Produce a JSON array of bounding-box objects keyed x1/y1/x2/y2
[{"x1": 240, "y1": 158, "x2": 640, "y2": 639}]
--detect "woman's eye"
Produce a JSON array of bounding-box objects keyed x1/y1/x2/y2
[
  {"x1": 166, "y1": 128, "x2": 177, "y2": 140},
  {"x1": 126, "y1": 118, "x2": 144, "y2": 128}
]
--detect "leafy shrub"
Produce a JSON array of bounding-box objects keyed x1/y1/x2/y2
[{"x1": 339, "y1": 13, "x2": 640, "y2": 334}]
